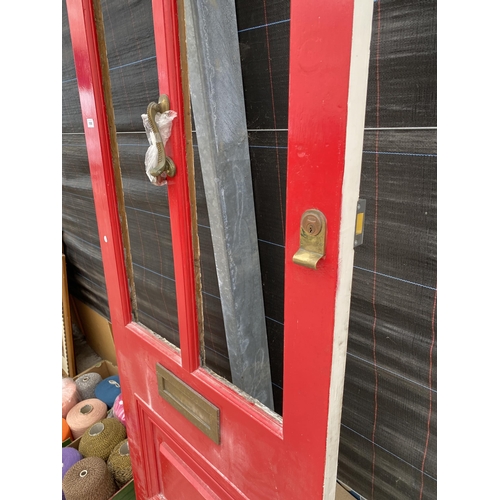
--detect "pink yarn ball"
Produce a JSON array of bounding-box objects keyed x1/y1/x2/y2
[
  {"x1": 62, "y1": 378, "x2": 80, "y2": 418},
  {"x1": 113, "y1": 394, "x2": 126, "y2": 426}
]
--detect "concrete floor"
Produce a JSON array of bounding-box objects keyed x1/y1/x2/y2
[{"x1": 72, "y1": 321, "x2": 102, "y2": 374}]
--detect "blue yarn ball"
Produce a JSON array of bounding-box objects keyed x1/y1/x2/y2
[{"x1": 94, "y1": 375, "x2": 121, "y2": 409}]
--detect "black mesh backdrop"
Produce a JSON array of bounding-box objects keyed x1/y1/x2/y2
[
  {"x1": 61, "y1": 0, "x2": 436, "y2": 497},
  {"x1": 338, "y1": 0, "x2": 437, "y2": 499}
]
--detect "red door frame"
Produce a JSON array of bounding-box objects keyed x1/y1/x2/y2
[{"x1": 66, "y1": 0, "x2": 369, "y2": 498}]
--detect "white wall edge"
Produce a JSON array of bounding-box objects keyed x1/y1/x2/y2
[{"x1": 323, "y1": 0, "x2": 374, "y2": 497}]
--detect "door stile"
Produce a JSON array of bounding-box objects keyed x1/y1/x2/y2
[
  {"x1": 66, "y1": 1, "x2": 151, "y2": 494},
  {"x1": 152, "y1": 0, "x2": 200, "y2": 373},
  {"x1": 152, "y1": 0, "x2": 200, "y2": 374},
  {"x1": 281, "y1": 0, "x2": 359, "y2": 494},
  {"x1": 66, "y1": 0, "x2": 131, "y2": 332}
]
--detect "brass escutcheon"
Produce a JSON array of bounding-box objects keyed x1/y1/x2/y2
[{"x1": 293, "y1": 209, "x2": 327, "y2": 269}]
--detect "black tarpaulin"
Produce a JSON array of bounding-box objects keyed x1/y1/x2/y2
[{"x1": 339, "y1": 0, "x2": 437, "y2": 498}]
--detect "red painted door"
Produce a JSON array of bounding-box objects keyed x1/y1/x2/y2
[{"x1": 66, "y1": 0, "x2": 373, "y2": 498}]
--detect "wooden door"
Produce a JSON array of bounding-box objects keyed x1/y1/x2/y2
[{"x1": 65, "y1": 0, "x2": 373, "y2": 498}]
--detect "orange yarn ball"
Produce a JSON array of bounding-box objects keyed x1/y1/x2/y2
[{"x1": 62, "y1": 418, "x2": 73, "y2": 443}]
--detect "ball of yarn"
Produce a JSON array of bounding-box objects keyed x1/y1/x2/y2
[
  {"x1": 63, "y1": 447, "x2": 83, "y2": 478},
  {"x1": 62, "y1": 447, "x2": 83, "y2": 500},
  {"x1": 95, "y1": 376, "x2": 121, "y2": 409},
  {"x1": 62, "y1": 456, "x2": 117, "y2": 500},
  {"x1": 79, "y1": 417, "x2": 127, "y2": 461},
  {"x1": 112, "y1": 394, "x2": 126, "y2": 426},
  {"x1": 107, "y1": 439, "x2": 133, "y2": 488},
  {"x1": 75, "y1": 372, "x2": 102, "y2": 400},
  {"x1": 66, "y1": 399, "x2": 108, "y2": 439},
  {"x1": 62, "y1": 378, "x2": 81, "y2": 418},
  {"x1": 62, "y1": 418, "x2": 73, "y2": 444}
]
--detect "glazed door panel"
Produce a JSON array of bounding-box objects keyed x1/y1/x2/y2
[{"x1": 65, "y1": 0, "x2": 373, "y2": 498}]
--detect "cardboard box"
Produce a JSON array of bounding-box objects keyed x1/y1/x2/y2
[
  {"x1": 335, "y1": 483, "x2": 358, "y2": 500},
  {"x1": 66, "y1": 431, "x2": 135, "y2": 499},
  {"x1": 74, "y1": 359, "x2": 119, "y2": 380},
  {"x1": 111, "y1": 479, "x2": 136, "y2": 499},
  {"x1": 72, "y1": 297, "x2": 117, "y2": 365},
  {"x1": 64, "y1": 360, "x2": 135, "y2": 497},
  {"x1": 62, "y1": 360, "x2": 119, "y2": 448}
]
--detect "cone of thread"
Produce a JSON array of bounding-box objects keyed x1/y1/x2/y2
[
  {"x1": 112, "y1": 394, "x2": 126, "y2": 426},
  {"x1": 62, "y1": 378, "x2": 80, "y2": 418},
  {"x1": 79, "y1": 417, "x2": 127, "y2": 461},
  {"x1": 62, "y1": 456, "x2": 117, "y2": 500},
  {"x1": 75, "y1": 372, "x2": 102, "y2": 400},
  {"x1": 62, "y1": 447, "x2": 83, "y2": 500},
  {"x1": 63, "y1": 447, "x2": 83, "y2": 479},
  {"x1": 95, "y1": 376, "x2": 121, "y2": 409},
  {"x1": 66, "y1": 399, "x2": 108, "y2": 439},
  {"x1": 62, "y1": 418, "x2": 73, "y2": 443},
  {"x1": 107, "y1": 439, "x2": 133, "y2": 488}
]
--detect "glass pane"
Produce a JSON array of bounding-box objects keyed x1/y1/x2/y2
[
  {"x1": 184, "y1": 0, "x2": 290, "y2": 415},
  {"x1": 100, "y1": 0, "x2": 180, "y2": 347}
]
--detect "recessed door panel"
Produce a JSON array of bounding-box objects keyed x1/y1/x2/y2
[{"x1": 136, "y1": 400, "x2": 248, "y2": 500}]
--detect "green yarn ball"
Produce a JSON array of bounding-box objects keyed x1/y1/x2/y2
[
  {"x1": 79, "y1": 417, "x2": 127, "y2": 462},
  {"x1": 107, "y1": 439, "x2": 133, "y2": 488}
]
